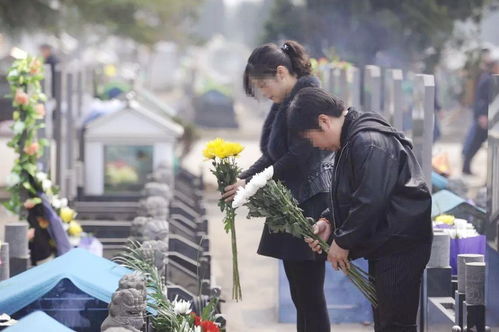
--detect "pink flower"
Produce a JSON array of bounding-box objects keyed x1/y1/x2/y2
[
  {"x1": 15, "y1": 89, "x2": 29, "y2": 106},
  {"x1": 30, "y1": 59, "x2": 42, "y2": 75},
  {"x1": 24, "y1": 141, "x2": 39, "y2": 156},
  {"x1": 35, "y1": 104, "x2": 45, "y2": 118},
  {"x1": 24, "y1": 199, "x2": 36, "y2": 209}
]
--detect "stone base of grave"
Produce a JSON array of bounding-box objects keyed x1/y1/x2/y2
[
  {"x1": 10, "y1": 257, "x2": 31, "y2": 277},
  {"x1": 463, "y1": 302, "x2": 486, "y2": 332}
]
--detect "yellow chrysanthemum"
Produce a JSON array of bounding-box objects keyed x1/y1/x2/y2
[
  {"x1": 226, "y1": 142, "x2": 244, "y2": 156},
  {"x1": 435, "y1": 214, "x2": 455, "y2": 225},
  {"x1": 68, "y1": 221, "x2": 83, "y2": 237},
  {"x1": 203, "y1": 138, "x2": 244, "y2": 159},
  {"x1": 60, "y1": 207, "x2": 76, "y2": 223}
]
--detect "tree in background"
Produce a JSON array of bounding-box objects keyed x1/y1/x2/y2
[
  {"x1": 262, "y1": 0, "x2": 497, "y2": 72},
  {"x1": 0, "y1": 0, "x2": 202, "y2": 47}
]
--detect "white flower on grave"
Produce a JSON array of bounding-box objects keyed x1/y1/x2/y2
[
  {"x1": 12, "y1": 121, "x2": 25, "y2": 135},
  {"x1": 42, "y1": 179, "x2": 52, "y2": 191},
  {"x1": 36, "y1": 172, "x2": 48, "y2": 181},
  {"x1": 52, "y1": 196, "x2": 68, "y2": 209},
  {"x1": 172, "y1": 297, "x2": 192, "y2": 315},
  {"x1": 6, "y1": 173, "x2": 20, "y2": 186},
  {"x1": 60, "y1": 198, "x2": 68, "y2": 208}
]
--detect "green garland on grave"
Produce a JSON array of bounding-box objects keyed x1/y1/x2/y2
[
  {"x1": 3, "y1": 55, "x2": 49, "y2": 218},
  {"x1": 3, "y1": 55, "x2": 82, "y2": 239}
]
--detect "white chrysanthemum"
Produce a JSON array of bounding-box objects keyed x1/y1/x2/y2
[
  {"x1": 60, "y1": 198, "x2": 68, "y2": 208},
  {"x1": 6, "y1": 173, "x2": 20, "y2": 186},
  {"x1": 233, "y1": 167, "x2": 273, "y2": 209},
  {"x1": 36, "y1": 172, "x2": 48, "y2": 181},
  {"x1": 42, "y1": 179, "x2": 52, "y2": 191},
  {"x1": 52, "y1": 195, "x2": 61, "y2": 208},
  {"x1": 249, "y1": 172, "x2": 267, "y2": 190},
  {"x1": 172, "y1": 297, "x2": 192, "y2": 315},
  {"x1": 262, "y1": 166, "x2": 274, "y2": 181},
  {"x1": 232, "y1": 186, "x2": 248, "y2": 209}
]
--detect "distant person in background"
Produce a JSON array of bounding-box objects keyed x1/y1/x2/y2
[
  {"x1": 39, "y1": 44, "x2": 59, "y2": 97},
  {"x1": 479, "y1": 48, "x2": 492, "y2": 71},
  {"x1": 462, "y1": 60, "x2": 499, "y2": 175}
]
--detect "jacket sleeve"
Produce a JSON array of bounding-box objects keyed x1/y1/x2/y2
[
  {"x1": 239, "y1": 154, "x2": 273, "y2": 181},
  {"x1": 334, "y1": 143, "x2": 399, "y2": 250},
  {"x1": 474, "y1": 76, "x2": 492, "y2": 118}
]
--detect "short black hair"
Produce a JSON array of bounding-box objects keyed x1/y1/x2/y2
[{"x1": 288, "y1": 87, "x2": 345, "y2": 134}]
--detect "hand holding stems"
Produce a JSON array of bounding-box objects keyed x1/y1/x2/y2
[
  {"x1": 305, "y1": 218, "x2": 350, "y2": 273},
  {"x1": 223, "y1": 179, "x2": 246, "y2": 202}
]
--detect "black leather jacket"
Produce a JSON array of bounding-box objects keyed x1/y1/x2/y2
[{"x1": 322, "y1": 109, "x2": 433, "y2": 260}]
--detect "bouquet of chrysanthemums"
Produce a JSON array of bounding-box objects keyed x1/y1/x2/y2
[
  {"x1": 232, "y1": 166, "x2": 377, "y2": 306},
  {"x1": 203, "y1": 138, "x2": 244, "y2": 301}
]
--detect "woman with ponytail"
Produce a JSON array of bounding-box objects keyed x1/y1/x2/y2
[{"x1": 223, "y1": 41, "x2": 333, "y2": 332}]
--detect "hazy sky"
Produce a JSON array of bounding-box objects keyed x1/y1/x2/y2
[{"x1": 224, "y1": 0, "x2": 262, "y2": 7}]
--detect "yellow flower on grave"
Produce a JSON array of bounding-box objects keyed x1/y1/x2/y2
[
  {"x1": 60, "y1": 207, "x2": 76, "y2": 223},
  {"x1": 68, "y1": 221, "x2": 83, "y2": 237},
  {"x1": 435, "y1": 214, "x2": 455, "y2": 225}
]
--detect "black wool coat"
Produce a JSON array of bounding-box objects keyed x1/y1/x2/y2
[{"x1": 240, "y1": 75, "x2": 334, "y2": 261}]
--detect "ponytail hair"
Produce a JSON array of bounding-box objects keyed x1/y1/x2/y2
[{"x1": 243, "y1": 40, "x2": 312, "y2": 97}]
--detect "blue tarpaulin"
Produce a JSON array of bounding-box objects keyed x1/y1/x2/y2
[
  {"x1": 0, "y1": 248, "x2": 131, "y2": 315},
  {"x1": 4, "y1": 311, "x2": 75, "y2": 332}
]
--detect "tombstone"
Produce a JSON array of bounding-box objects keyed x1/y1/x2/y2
[
  {"x1": 412, "y1": 74, "x2": 435, "y2": 190},
  {"x1": 455, "y1": 254, "x2": 485, "y2": 328},
  {"x1": 465, "y1": 262, "x2": 486, "y2": 306},
  {"x1": 344, "y1": 66, "x2": 361, "y2": 110},
  {"x1": 321, "y1": 65, "x2": 331, "y2": 92},
  {"x1": 331, "y1": 67, "x2": 342, "y2": 97},
  {"x1": 194, "y1": 90, "x2": 237, "y2": 128},
  {"x1": 101, "y1": 274, "x2": 147, "y2": 332},
  {"x1": 0, "y1": 242, "x2": 9, "y2": 280},
  {"x1": 457, "y1": 254, "x2": 484, "y2": 293},
  {"x1": 363, "y1": 65, "x2": 382, "y2": 113},
  {"x1": 4, "y1": 223, "x2": 30, "y2": 276},
  {"x1": 427, "y1": 231, "x2": 451, "y2": 268},
  {"x1": 384, "y1": 69, "x2": 404, "y2": 130},
  {"x1": 423, "y1": 231, "x2": 452, "y2": 331},
  {"x1": 83, "y1": 97, "x2": 183, "y2": 197}
]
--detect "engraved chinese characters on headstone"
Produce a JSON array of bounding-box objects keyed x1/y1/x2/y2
[
  {"x1": 457, "y1": 254, "x2": 484, "y2": 293},
  {"x1": 427, "y1": 231, "x2": 450, "y2": 268},
  {"x1": 465, "y1": 262, "x2": 486, "y2": 305}
]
